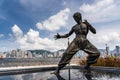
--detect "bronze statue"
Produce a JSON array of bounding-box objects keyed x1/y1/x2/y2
[{"x1": 54, "y1": 12, "x2": 100, "y2": 75}]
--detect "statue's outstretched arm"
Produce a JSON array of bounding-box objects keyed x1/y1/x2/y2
[
  {"x1": 54, "y1": 28, "x2": 74, "y2": 39},
  {"x1": 84, "y1": 20, "x2": 96, "y2": 34},
  {"x1": 60, "y1": 28, "x2": 74, "y2": 38}
]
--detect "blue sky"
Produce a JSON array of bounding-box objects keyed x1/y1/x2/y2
[{"x1": 0, "y1": 0, "x2": 120, "y2": 51}]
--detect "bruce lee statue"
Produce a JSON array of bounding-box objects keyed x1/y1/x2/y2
[{"x1": 53, "y1": 12, "x2": 100, "y2": 75}]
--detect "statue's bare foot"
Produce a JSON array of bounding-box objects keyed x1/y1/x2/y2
[
  {"x1": 51, "y1": 70, "x2": 59, "y2": 75},
  {"x1": 83, "y1": 67, "x2": 91, "y2": 73},
  {"x1": 83, "y1": 69, "x2": 91, "y2": 73},
  {"x1": 51, "y1": 71, "x2": 65, "y2": 80}
]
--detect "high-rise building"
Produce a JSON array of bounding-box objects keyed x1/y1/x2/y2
[
  {"x1": 114, "y1": 46, "x2": 120, "y2": 57},
  {"x1": 11, "y1": 50, "x2": 17, "y2": 58},
  {"x1": 106, "y1": 46, "x2": 109, "y2": 55},
  {"x1": 105, "y1": 44, "x2": 109, "y2": 56},
  {"x1": 116, "y1": 46, "x2": 119, "y2": 54},
  {"x1": 27, "y1": 51, "x2": 33, "y2": 58}
]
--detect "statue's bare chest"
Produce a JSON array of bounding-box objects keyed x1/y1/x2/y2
[{"x1": 73, "y1": 23, "x2": 87, "y2": 33}]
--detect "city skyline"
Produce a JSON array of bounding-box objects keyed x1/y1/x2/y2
[
  {"x1": 0, "y1": 0, "x2": 120, "y2": 51},
  {"x1": 0, "y1": 45, "x2": 120, "y2": 58}
]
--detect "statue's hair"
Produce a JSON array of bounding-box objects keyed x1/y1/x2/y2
[{"x1": 73, "y1": 12, "x2": 82, "y2": 19}]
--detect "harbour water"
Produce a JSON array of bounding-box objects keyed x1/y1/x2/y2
[
  {"x1": 0, "y1": 69, "x2": 120, "y2": 80},
  {"x1": 0, "y1": 58, "x2": 120, "y2": 80}
]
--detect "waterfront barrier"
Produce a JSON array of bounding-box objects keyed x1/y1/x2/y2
[{"x1": 0, "y1": 65, "x2": 120, "y2": 76}]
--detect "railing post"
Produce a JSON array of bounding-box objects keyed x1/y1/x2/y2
[{"x1": 68, "y1": 38, "x2": 71, "y2": 80}]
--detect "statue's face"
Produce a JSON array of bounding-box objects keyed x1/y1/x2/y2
[
  {"x1": 74, "y1": 17, "x2": 81, "y2": 24},
  {"x1": 73, "y1": 12, "x2": 82, "y2": 24}
]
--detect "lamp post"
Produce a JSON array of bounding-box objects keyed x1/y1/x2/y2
[
  {"x1": 68, "y1": 38, "x2": 71, "y2": 80},
  {"x1": 105, "y1": 44, "x2": 108, "y2": 56}
]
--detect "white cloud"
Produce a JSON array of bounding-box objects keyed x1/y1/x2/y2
[
  {"x1": 36, "y1": 8, "x2": 70, "y2": 31},
  {"x1": 79, "y1": 0, "x2": 120, "y2": 23},
  {"x1": 0, "y1": 34, "x2": 4, "y2": 38},
  {"x1": 11, "y1": 25, "x2": 66, "y2": 51},
  {"x1": 12, "y1": 24, "x2": 23, "y2": 39},
  {"x1": 78, "y1": 0, "x2": 120, "y2": 49},
  {"x1": 4, "y1": 0, "x2": 120, "y2": 51},
  {"x1": 88, "y1": 26, "x2": 120, "y2": 49}
]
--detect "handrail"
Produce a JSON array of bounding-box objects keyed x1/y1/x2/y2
[{"x1": 0, "y1": 65, "x2": 120, "y2": 76}]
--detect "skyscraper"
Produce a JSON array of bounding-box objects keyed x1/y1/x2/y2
[{"x1": 116, "y1": 46, "x2": 120, "y2": 54}]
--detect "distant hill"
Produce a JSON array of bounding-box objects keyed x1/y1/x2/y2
[
  {"x1": 57, "y1": 49, "x2": 65, "y2": 52},
  {"x1": 28, "y1": 49, "x2": 106, "y2": 55},
  {"x1": 28, "y1": 48, "x2": 118, "y2": 57}
]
